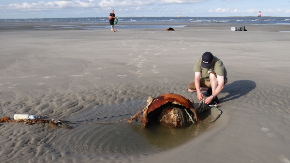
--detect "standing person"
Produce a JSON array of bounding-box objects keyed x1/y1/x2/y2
[
  {"x1": 109, "y1": 10, "x2": 116, "y2": 32},
  {"x1": 187, "y1": 52, "x2": 227, "y2": 105}
]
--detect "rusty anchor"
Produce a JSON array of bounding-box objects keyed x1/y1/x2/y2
[{"x1": 129, "y1": 93, "x2": 199, "y2": 128}]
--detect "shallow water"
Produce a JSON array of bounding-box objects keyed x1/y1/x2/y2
[{"x1": 52, "y1": 99, "x2": 216, "y2": 156}]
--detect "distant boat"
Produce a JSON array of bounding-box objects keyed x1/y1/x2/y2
[
  {"x1": 178, "y1": 14, "x2": 181, "y2": 17},
  {"x1": 258, "y1": 11, "x2": 261, "y2": 17}
]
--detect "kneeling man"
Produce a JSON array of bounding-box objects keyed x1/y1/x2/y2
[{"x1": 188, "y1": 52, "x2": 227, "y2": 105}]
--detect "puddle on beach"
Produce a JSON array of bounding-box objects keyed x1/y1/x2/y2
[{"x1": 52, "y1": 99, "x2": 216, "y2": 156}]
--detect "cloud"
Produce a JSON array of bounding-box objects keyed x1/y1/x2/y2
[
  {"x1": 2, "y1": 0, "x2": 209, "y2": 11},
  {"x1": 210, "y1": 8, "x2": 229, "y2": 12},
  {"x1": 6, "y1": 1, "x2": 96, "y2": 10},
  {"x1": 160, "y1": 0, "x2": 207, "y2": 3},
  {"x1": 219, "y1": 8, "x2": 229, "y2": 12},
  {"x1": 99, "y1": 0, "x2": 152, "y2": 8},
  {"x1": 264, "y1": 9, "x2": 272, "y2": 13},
  {"x1": 98, "y1": 0, "x2": 207, "y2": 8},
  {"x1": 161, "y1": 0, "x2": 183, "y2": 3},
  {"x1": 208, "y1": 8, "x2": 238, "y2": 13},
  {"x1": 246, "y1": 9, "x2": 255, "y2": 13}
]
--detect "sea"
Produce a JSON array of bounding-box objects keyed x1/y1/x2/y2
[{"x1": 0, "y1": 17, "x2": 290, "y2": 30}]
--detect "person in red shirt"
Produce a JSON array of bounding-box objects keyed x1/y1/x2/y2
[{"x1": 109, "y1": 10, "x2": 116, "y2": 32}]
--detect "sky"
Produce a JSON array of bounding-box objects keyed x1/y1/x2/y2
[{"x1": 0, "y1": 0, "x2": 290, "y2": 18}]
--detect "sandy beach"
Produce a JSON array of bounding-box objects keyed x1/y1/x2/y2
[{"x1": 0, "y1": 23, "x2": 290, "y2": 163}]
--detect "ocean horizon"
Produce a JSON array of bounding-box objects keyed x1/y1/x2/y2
[
  {"x1": 1, "y1": 17, "x2": 290, "y2": 30},
  {"x1": 1, "y1": 16, "x2": 290, "y2": 24}
]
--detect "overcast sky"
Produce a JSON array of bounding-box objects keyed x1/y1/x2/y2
[{"x1": 0, "y1": 0, "x2": 289, "y2": 18}]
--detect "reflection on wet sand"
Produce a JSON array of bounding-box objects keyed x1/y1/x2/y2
[{"x1": 130, "y1": 108, "x2": 217, "y2": 150}]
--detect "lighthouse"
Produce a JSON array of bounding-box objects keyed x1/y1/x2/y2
[{"x1": 258, "y1": 11, "x2": 261, "y2": 17}]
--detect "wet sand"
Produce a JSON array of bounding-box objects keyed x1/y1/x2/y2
[{"x1": 0, "y1": 23, "x2": 290, "y2": 163}]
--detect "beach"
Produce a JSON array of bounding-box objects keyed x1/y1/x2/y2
[{"x1": 0, "y1": 23, "x2": 290, "y2": 163}]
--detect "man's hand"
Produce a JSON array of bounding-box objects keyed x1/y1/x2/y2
[
  {"x1": 197, "y1": 91, "x2": 204, "y2": 101},
  {"x1": 204, "y1": 96, "x2": 213, "y2": 104},
  {"x1": 194, "y1": 72, "x2": 204, "y2": 101}
]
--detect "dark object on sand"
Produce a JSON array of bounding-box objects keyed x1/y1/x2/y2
[
  {"x1": 129, "y1": 94, "x2": 198, "y2": 128},
  {"x1": 238, "y1": 26, "x2": 247, "y2": 31},
  {"x1": 231, "y1": 26, "x2": 247, "y2": 31},
  {"x1": 166, "y1": 27, "x2": 175, "y2": 31}
]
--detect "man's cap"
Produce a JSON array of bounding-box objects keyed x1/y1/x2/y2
[{"x1": 201, "y1": 52, "x2": 213, "y2": 69}]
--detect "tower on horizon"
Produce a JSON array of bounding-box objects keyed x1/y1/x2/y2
[{"x1": 258, "y1": 11, "x2": 261, "y2": 17}]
